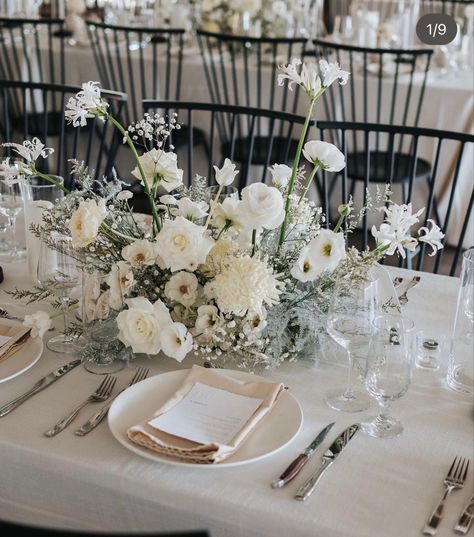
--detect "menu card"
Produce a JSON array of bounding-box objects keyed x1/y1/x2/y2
[{"x1": 148, "y1": 382, "x2": 264, "y2": 446}]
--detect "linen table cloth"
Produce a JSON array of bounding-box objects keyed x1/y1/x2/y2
[{"x1": 0, "y1": 262, "x2": 472, "y2": 537}]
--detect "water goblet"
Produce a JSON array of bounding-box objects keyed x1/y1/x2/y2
[
  {"x1": 0, "y1": 180, "x2": 26, "y2": 263},
  {"x1": 325, "y1": 277, "x2": 378, "y2": 412},
  {"x1": 362, "y1": 314, "x2": 415, "y2": 438}
]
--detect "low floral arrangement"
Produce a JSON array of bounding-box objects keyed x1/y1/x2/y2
[{"x1": 1, "y1": 57, "x2": 444, "y2": 370}]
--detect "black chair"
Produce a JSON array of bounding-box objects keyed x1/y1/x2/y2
[
  {"x1": 0, "y1": 520, "x2": 210, "y2": 537},
  {"x1": 86, "y1": 21, "x2": 185, "y2": 126},
  {"x1": 317, "y1": 120, "x2": 474, "y2": 276},
  {"x1": 420, "y1": 0, "x2": 473, "y2": 17},
  {"x1": 0, "y1": 80, "x2": 128, "y2": 188},
  {"x1": 0, "y1": 17, "x2": 67, "y2": 84},
  {"x1": 143, "y1": 100, "x2": 314, "y2": 189}
]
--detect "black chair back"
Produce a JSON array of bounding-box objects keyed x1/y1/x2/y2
[
  {"x1": 142, "y1": 100, "x2": 314, "y2": 190},
  {"x1": 420, "y1": 0, "x2": 473, "y2": 17},
  {"x1": 0, "y1": 80, "x2": 127, "y2": 188},
  {"x1": 0, "y1": 17, "x2": 66, "y2": 84},
  {"x1": 317, "y1": 119, "x2": 474, "y2": 275},
  {"x1": 86, "y1": 21, "x2": 185, "y2": 125}
]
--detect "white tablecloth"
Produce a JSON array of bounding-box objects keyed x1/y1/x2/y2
[{"x1": 0, "y1": 262, "x2": 472, "y2": 537}]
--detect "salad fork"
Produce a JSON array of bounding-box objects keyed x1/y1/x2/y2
[
  {"x1": 423, "y1": 456, "x2": 470, "y2": 535},
  {"x1": 44, "y1": 375, "x2": 116, "y2": 437},
  {"x1": 74, "y1": 367, "x2": 150, "y2": 436}
]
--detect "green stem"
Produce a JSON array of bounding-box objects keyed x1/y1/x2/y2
[
  {"x1": 216, "y1": 221, "x2": 231, "y2": 240},
  {"x1": 333, "y1": 213, "x2": 345, "y2": 234},
  {"x1": 108, "y1": 115, "x2": 161, "y2": 235},
  {"x1": 204, "y1": 183, "x2": 224, "y2": 229},
  {"x1": 251, "y1": 229, "x2": 257, "y2": 256},
  {"x1": 298, "y1": 164, "x2": 320, "y2": 204},
  {"x1": 31, "y1": 168, "x2": 70, "y2": 195},
  {"x1": 277, "y1": 97, "x2": 316, "y2": 251}
]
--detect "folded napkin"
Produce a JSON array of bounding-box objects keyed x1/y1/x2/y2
[
  {"x1": 127, "y1": 365, "x2": 284, "y2": 464},
  {"x1": 0, "y1": 324, "x2": 30, "y2": 363}
]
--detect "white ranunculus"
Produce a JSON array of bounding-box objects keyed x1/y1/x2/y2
[
  {"x1": 302, "y1": 141, "x2": 345, "y2": 172},
  {"x1": 240, "y1": 183, "x2": 285, "y2": 230},
  {"x1": 211, "y1": 197, "x2": 243, "y2": 231},
  {"x1": 171, "y1": 198, "x2": 208, "y2": 221},
  {"x1": 131, "y1": 149, "x2": 183, "y2": 192},
  {"x1": 213, "y1": 158, "x2": 239, "y2": 187},
  {"x1": 121, "y1": 239, "x2": 158, "y2": 268},
  {"x1": 23, "y1": 310, "x2": 52, "y2": 339},
  {"x1": 155, "y1": 216, "x2": 214, "y2": 272},
  {"x1": 164, "y1": 271, "x2": 199, "y2": 307},
  {"x1": 268, "y1": 163, "x2": 292, "y2": 188},
  {"x1": 69, "y1": 198, "x2": 107, "y2": 248},
  {"x1": 291, "y1": 229, "x2": 346, "y2": 281},
  {"x1": 160, "y1": 322, "x2": 193, "y2": 362}
]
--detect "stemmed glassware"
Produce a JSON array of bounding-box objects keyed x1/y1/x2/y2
[
  {"x1": 362, "y1": 314, "x2": 415, "y2": 438},
  {"x1": 37, "y1": 236, "x2": 80, "y2": 353},
  {"x1": 325, "y1": 277, "x2": 378, "y2": 412},
  {"x1": 0, "y1": 180, "x2": 26, "y2": 263}
]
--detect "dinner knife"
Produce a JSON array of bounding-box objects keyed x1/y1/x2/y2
[
  {"x1": 0, "y1": 359, "x2": 81, "y2": 417},
  {"x1": 454, "y1": 494, "x2": 474, "y2": 535},
  {"x1": 271, "y1": 422, "x2": 335, "y2": 489},
  {"x1": 294, "y1": 423, "x2": 360, "y2": 501}
]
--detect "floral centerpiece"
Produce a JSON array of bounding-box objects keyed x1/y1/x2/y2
[{"x1": 1, "y1": 57, "x2": 444, "y2": 370}]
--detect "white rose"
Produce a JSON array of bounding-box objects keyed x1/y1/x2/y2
[
  {"x1": 131, "y1": 149, "x2": 183, "y2": 192},
  {"x1": 69, "y1": 198, "x2": 107, "y2": 248},
  {"x1": 23, "y1": 310, "x2": 51, "y2": 339},
  {"x1": 164, "y1": 271, "x2": 199, "y2": 307},
  {"x1": 291, "y1": 229, "x2": 346, "y2": 282},
  {"x1": 240, "y1": 183, "x2": 285, "y2": 230},
  {"x1": 302, "y1": 141, "x2": 345, "y2": 172},
  {"x1": 268, "y1": 163, "x2": 292, "y2": 188},
  {"x1": 155, "y1": 216, "x2": 214, "y2": 272},
  {"x1": 107, "y1": 261, "x2": 134, "y2": 310},
  {"x1": 122, "y1": 239, "x2": 158, "y2": 268},
  {"x1": 213, "y1": 158, "x2": 239, "y2": 187},
  {"x1": 211, "y1": 197, "x2": 243, "y2": 231},
  {"x1": 171, "y1": 198, "x2": 208, "y2": 221},
  {"x1": 160, "y1": 322, "x2": 193, "y2": 362}
]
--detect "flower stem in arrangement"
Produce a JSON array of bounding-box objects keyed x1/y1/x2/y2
[
  {"x1": 298, "y1": 164, "x2": 320, "y2": 204},
  {"x1": 107, "y1": 115, "x2": 162, "y2": 235},
  {"x1": 204, "y1": 183, "x2": 224, "y2": 229},
  {"x1": 30, "y1": 168, "x2": 70, "y2": 195},
  {"x1": 251, "y1": 229, "x2": 257, "y2": 256}
]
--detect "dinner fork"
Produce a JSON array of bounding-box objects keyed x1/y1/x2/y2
[
  {"x1": 74, "y1": 367, "x2": 150, "y2": 436},
  {"x1": 423, "y1": 456, "x2": 470, "y2": 535},
  {"x1": 398, "y1": 275, "x2": 421, "y2": 305},
  {"x1": 393, "y1": 276, "x2": 404, "y2": 288},
  {"x1": 44, "y1": 375, "x2": 117, "y2": 437}
]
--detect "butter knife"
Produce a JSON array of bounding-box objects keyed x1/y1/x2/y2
[
  {"x1": 0, "y1": 359, "x2": 81, "y2": 417},
  {"x1": 271, "y1": 422, "x2": 335, "y2": 489},
  {"x1": 454, "y1": 494, "x2": 474, "y2": 535},
  {"x1": 295, "y1": 424, "x2": 360, "y2": 501}
]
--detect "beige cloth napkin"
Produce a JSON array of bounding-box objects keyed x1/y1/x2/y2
[
  {"x1": 127, "y1": 365, "x2": 285, "y2": 464},
  {"x1": 0, "y1": 324, "x2": 30, "y2": 363}
]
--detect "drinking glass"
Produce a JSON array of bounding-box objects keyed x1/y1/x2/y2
[
  {"x1": 362, "y1": 314, "x2": 415, "y2": 438},
  {"x1": 37, "y1": 236, "x2": 80, "y2": 353},
  {"x1": 0, "y1": 180, "x2": 26, "y2": 263},
  {"x1": 325, "y1": 277, "x2": 378, "y2": 412},
  {"x1": 204, "y1": 186, "x2": 238, "y2": 204}
]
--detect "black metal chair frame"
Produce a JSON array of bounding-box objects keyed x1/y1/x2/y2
[{"x1": 317, "y1": 119, "x2": 474, "y2": 275}]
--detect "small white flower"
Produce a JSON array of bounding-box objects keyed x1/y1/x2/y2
[
  {"x1": 211, "y1": 197, "x2": 243, "y2": 231},
  {"x1": 164, "y1": 271, "x2": 199, "y2": 307},
  {"x1": 64, "y1": 97, "x2": 92, "y2": 127},
  {"x1": 116, "y1": 190, "x2": 133, "y2": 201},
  {"x1": 131, "y1": 149, "x2": 183, "y2": 192},
  {"x1": 278, "y1": 58, "x2": 322, "y2": 99},
  {"x1": 291, "y1": 229, "x2": 346, "y2": 281},
  {"x1": 2, "y1": 137, "x2": 54, "y2": 164},
  {"x1": 319, "y1": 59, "x2": 350, "y2": 87},
  {"x1": 268, "y1": 163, "x2": 292, "y2": 188},
  {"x1": 171, "y1": 198, "x2": 208, "y2": 221},
  {"x1": 121, "y1": 239, "x2": 158, "y2": 268},
  {"x1": 213, "y1": 158, "x2": 239, "y2": 187},
  {"x1": 159, "y1": 194, "x2": 177, "y2": 205},
  {"x1": 23, "y1": 310, "x2": 52, "y2": 339},
  {"x1": 240, "y1": 183, "x2": 285, "y2": 230},
  {"x1": 194, "y1": 305, "x2": 222, "y2": 333},
  {"x1": 418, "y1": 220, "x2": 444, "y2": 256},
  {"x1": 160, "y1": 322, "x2": 193, "y2": 362},
  {"x1": 302, "y1": 140, "x2": 346, "y2": 172},
  {"x1": 65, "y1": 82, "x2": 108, "y2": 127},
  {"x1": 244, "y1": 307, "x2": 267, "y2": 334},
  {"x1": 69, "y1": 198, "x2": 107, "y2": 248},
  {"x1": 0, "y1": 158, "x2": 21, "y2": 185}
]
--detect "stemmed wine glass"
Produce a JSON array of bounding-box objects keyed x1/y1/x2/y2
[
  {"x1": 362, "y1": 314, "x2": 415, "y2": 439},
  {"x1": 325, "y1": 277, "x2": 378, "y2": 412},
  {"x1": 37, "y1": 236, "x2": 80, "y2": 353},
  {"x1": 0, "y1": 180, "x2": 26, "y2": 263}
]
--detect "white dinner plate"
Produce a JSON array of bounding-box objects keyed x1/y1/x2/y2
[
  {"x1": 0, "y1": 319, "x2": 44, "y2": 384},
  {"x1": 108, "y1": 368, "x2": 303, "y2": 468}
]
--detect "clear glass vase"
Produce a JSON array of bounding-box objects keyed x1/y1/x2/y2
[{"x1": 81, "y1": 268, "x2": 130, "y2": 375}]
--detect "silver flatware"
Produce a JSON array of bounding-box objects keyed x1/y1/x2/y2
[
  {"x1": 454, "y1": 494, "x2": 474, "y2": 535},
  {"x1": 398, "y1": 275, "x2": 421, "y2": 305},
  {"x1": 294, "y1": 424, "x2": 360, "y2": 502},
  {"x1": 393, "y1": 276, "x2": 404, "y2": 288},
  {"x1": 271, "y1": 422, "x2": 335, "y2": 489},
  {"x1": 44, "y1": 375, "x2": 117, "y2": 437},
  {"x1": 0, "y1": 359, "x2": 81, "y2": 417},
  {"x1": 423, "y1": 456, "x2": 470, "y2": 535},
  {"x1": 74, "y1": 367, "x2": 149, "y2": 436}
]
